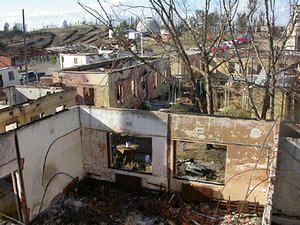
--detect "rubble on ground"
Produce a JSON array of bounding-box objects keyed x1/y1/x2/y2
[{"x1": 30, "y1": 178, "x2": 262, "y2": 225}]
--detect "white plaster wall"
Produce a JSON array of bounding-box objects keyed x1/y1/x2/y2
[
  {"x1": 60, "y1": 54, "x2": 87, "y2": 69},
  {"x1": 0, "y1": 67, "x2": 20, "y2": 87},
  {"x1": 60, "y1": 54, "x2": 102, "y2": 69},
  {"x1": 16, "y1": 108, "x2": 84, "y2": 219}
]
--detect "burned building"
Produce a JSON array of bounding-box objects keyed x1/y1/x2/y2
[
  {"x1": 53, "y1": 57, "x2": 171, "y2": 109},
  {"x1": 0, "y1": 106, "x2": 298, "y2": 224}
]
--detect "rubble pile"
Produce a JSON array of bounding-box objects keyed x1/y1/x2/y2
[
  {"x1": 30, "y1": 178, "x2": 261, "y2": 225},
  {"x1": 177, "y1": 159, "x2": 216, "y2": 181},
  {"x1": 219, "y1": 213, "x2": 262, "y2": 225}
]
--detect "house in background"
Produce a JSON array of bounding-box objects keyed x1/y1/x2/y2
[
  {"x1": 53, "y1": 57, "x2": 171, "y2": 109},
  {"x1": 161, "y1": 29, "x2": 171, "y2": 40},
  {"x1": 59, "y1": 53, "x2": 104, "y2": 69},
  {"x1": 0, "y1": 67, "x2": 20, "y2": 88}
]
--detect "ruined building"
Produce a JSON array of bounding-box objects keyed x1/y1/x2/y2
[
  {"x1": 0, "y1": 106, "x2": 299, "y2": 224},
  {"x1": 53, "y1": 57, "x2": 171, "y2": 109}
]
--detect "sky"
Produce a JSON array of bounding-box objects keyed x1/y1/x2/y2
[{"x1": 0, "y1": 0, "x2": 292, "y2": 31}]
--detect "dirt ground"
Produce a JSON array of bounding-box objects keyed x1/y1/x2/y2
[{"x1": 176, "y1": 142, "x2": 226, "y2": 183}]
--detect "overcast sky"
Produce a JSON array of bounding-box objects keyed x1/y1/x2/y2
[{"x1": 0, "y1": 0, "x2": 292, "y2": 31}]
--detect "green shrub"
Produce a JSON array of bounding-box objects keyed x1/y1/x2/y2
[
  {"x1": 50, "y1": 56, "x2": 57, "y2": 65},
  {"x1": 221, "y1": 101, "x2": 251, "y2": 118}
]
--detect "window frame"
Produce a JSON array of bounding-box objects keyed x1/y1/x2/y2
[
  {"x1": 172, "y1": 139, "x2": 227, "y2": 185},
  {"x1": 107, "y1": 132, "x2": 153, "y2": 175}
]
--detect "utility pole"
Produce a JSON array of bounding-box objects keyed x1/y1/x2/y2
[{"x1": 22, "y1": 9, "x2": 28, "y2": 84}]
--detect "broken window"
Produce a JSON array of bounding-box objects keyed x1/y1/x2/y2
[
  {"x1": 116, "y1": 84, "x2": 124, "y2": 103},
  {"x1": 131, "y1": 80, "x2": 137, "y2": 97},
  {"x1": 108, "y1": 133, "x2": 152, "y2": 174},
  {"x1": 8, "y1": 71, "x2": 14, "y2": 81},
  {"x1": 174, "y1": 141, "x2": 226, "y2": 184},
  {"x1": 83, "y1": 87, "x2": 95, "y2": 106},
  {"x1": 153, "y1": 72, "x2": 158, "y2": 89}
]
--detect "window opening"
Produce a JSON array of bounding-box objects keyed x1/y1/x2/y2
[
  {"x1": 174, "y1": 141, "x2": 226, "y2": 184},
  {"x1": 8, "y1": 71, "x2": 14, "y2": 81},
  {"x1": 83, "y1": 87, "x2": 95, "y2": 106},
  {"x1": 108, "y1": 133, "x2": 152, "y2": 174},
  {"x1": 116, "y1": 84, "x2": 124, "y2": 103}
]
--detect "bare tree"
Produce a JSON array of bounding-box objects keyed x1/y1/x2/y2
[
  {"x1": 78, "y1": 0, "x2": 228, "y2": 114},
  {"x1": 3, "y1": 23, "x2": 9, "y2": 32},
  {"x1": 223, "y1": 0, "x2": 300, "y2": 120},
  {"x1": 62, "y1": 20, "x2": 69, "y2": 29}
]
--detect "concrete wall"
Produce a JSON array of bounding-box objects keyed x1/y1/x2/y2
[
  {"x1": 0, "y1": 67, "x2": 20, "y2": 88},
  {"x1": 79, "y1": 107, "x2": 169, "y2": 189},
  {"x1": 273, "y1": 137, "x2": 300, "y2": 219},
  {"x1": 0, "y1": 88, "x2": 77, "y2": 133},
  {"x1": 79, "y1": 106, "x2": 277, "y2": 204},
  {"x1": 17, "y1": 108, "x2": 84, "y2": 220},
  {"x1": 58, "y1": 71, "x2": 109, "y2": 107},
  {"x1": 170, "y1": 114, "x2": 276, "y2": 204}
]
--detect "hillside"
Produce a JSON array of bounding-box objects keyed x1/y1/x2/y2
[{"x1": 0, "y1": 25, "x2": 109, "y2": 48}]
